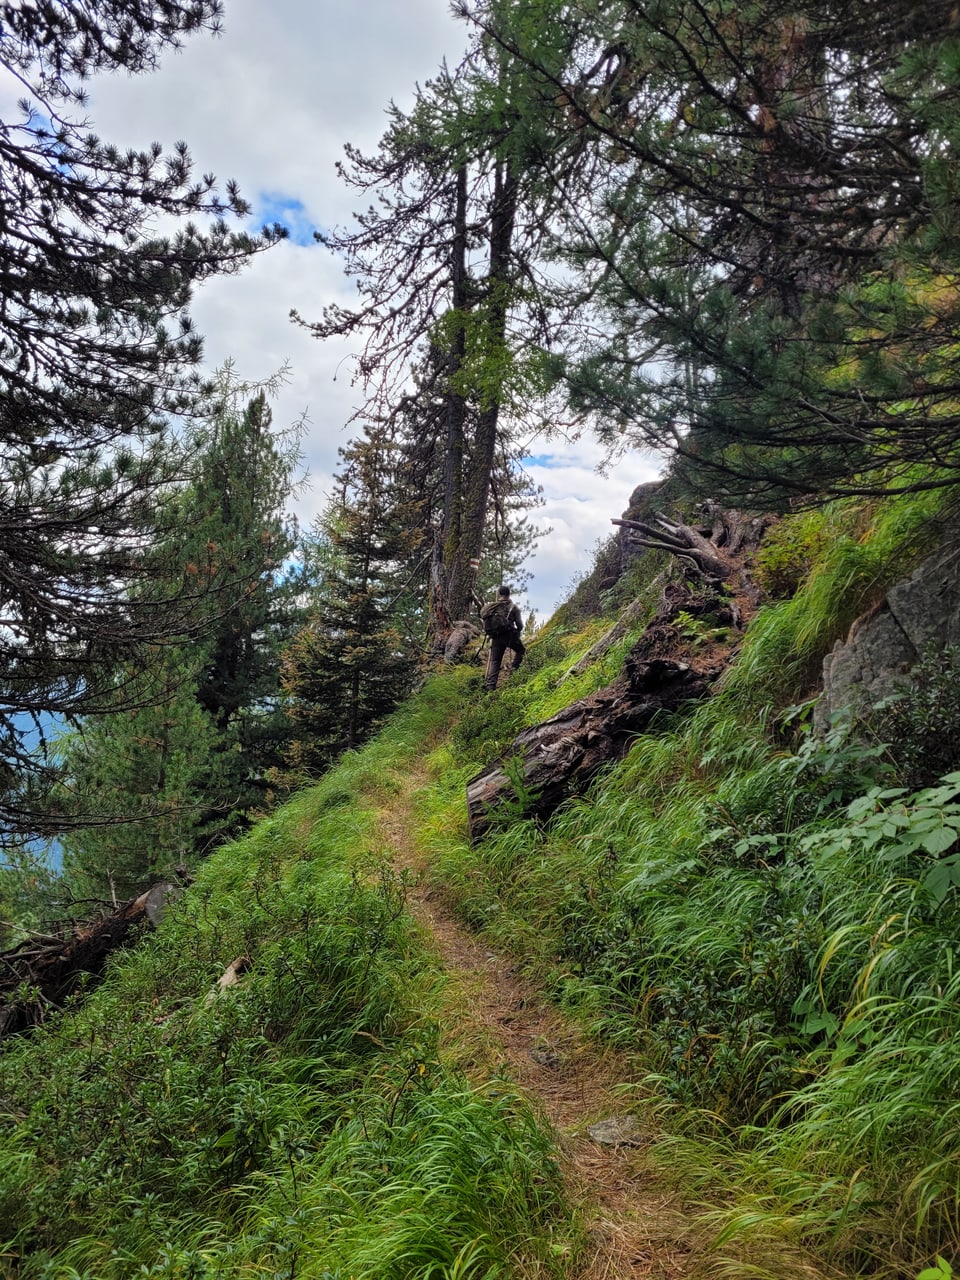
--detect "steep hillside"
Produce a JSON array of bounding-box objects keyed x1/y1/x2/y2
[
  {"x1": 2, "y1": 490, "x2": 960, "y2": 1280},
  {"x1": 0, "y1": 686, "x2": 573, "y2": 1278}
]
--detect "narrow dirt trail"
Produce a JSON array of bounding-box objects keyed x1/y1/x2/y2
[{"x1": 375, "y1": 779, "x2": 695, "y2": 1280}]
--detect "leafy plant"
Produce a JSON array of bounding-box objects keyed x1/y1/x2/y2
[
  {"x1": 674, "y1": 609, "x2": 730, "y2": 648},
  {"x1": 801, "y1": 771, "x2": 960, "y2": 905},
  {"x1": 753, "y1": 511, "x2": 832, "y2": 598},
  {"x1": 868, "y1": 646, "x2": 960, "y2": 789},
  {"x1": 918, "y1": 1259, "x2": 953, "y2": 1280}
]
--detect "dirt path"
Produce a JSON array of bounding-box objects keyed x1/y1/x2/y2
[{"x1": 376, "y1": 786, "x2": 694, "y2": 1280}]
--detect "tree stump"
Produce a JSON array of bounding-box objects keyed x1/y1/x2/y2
[
  {"x1": 442, "y1": 620, "x2": 482, "y2": 664},
  {"x1": 0, "y1": 881, "x2": 181, "y2": 1039},
  {"x1": 612, "y1": 501, "x2": 773, "y2": 599}
]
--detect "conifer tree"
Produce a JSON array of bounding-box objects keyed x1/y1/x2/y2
[
  {"x1": 0, "y1": 0, "x2": 279, "y2": 839},
  {"x1": 297, "y1": 6, "x2": 575, "y2": 639},
  {"x1": 57, "y1": 662, "x2": 222, "y2": 903},
  {"x1": 468, "y1": 0, "x2": 960, "y2": 498},
  {"x1": 283, "y1": 428, "x2": 419, "y2": 776},
  {"x1": 392, "y1": 347, "x2": 547, "y2": 616},
  {"x1": 54, "y1": 388, "x2": 305, "y2": 902},
  {"x1": 178, "y1": 387, "x2": 306, "y2": 785}
]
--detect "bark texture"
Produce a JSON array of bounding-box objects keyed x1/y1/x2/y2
[
  {"x1": 466, "y1": 655, "x2": 709, "y2": 840},
  {"x1": 0, "y1": 881, "x2": 180, "y2": 1039},
  {"x1": 443, "y1": 619, "x2": 482, "y2": 664},
  {"x1": 467, "y1": 501, "x2": 774, "y2": 838},
  {"x1": 613, "y1": 500, "x2": 773, "y2": 601}
]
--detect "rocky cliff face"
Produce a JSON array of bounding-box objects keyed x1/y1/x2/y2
[{"x1": 815, "y1": 539, "x2": 960, "y2": 730}]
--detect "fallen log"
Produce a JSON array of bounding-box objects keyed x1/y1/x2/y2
[
  {"x1": 466, "y1": 656, "x2": 709, "y2": 840},
  {"x1": 612, "y1": 501, "x2": 773, "y2": 590},
  {"x1": 0, "y1": 880, "x2": 180, "y2": 1040},
  {"x1": 561, "y1": 593, "x2": 653, "y2": 682}
]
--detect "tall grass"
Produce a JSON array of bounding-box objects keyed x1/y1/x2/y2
[
  {"x1": 421, "y1": 488, "x2": 960, "y2": 1276},
  {"x1": 0, "y1": 676, "x2": 574, "y2": 1279},
  {"x1": 727, "y1": 486, "x2": 948, "y2": 709},
  {"x1": 4, "y1": 487, "x2": 956, "y2": 1279}
]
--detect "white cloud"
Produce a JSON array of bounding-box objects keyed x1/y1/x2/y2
[
  {"x1": 188, "y1": 240, "x2": 365, "y2": 515},
  {"x1": 86, "y1": 0, "x2": 461, "y2": 222},
  {"x1": 524, "y1": 449, "x2": 663, "y2": 620}
]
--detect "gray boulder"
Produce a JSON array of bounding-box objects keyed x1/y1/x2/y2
[{"x1": 816, "y1": 540, "x2": 960, "y2": 730}]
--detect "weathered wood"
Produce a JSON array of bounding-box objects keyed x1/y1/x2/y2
[
  {"x1": 561, "y1": 593, "x2": 652, "y2": 681},
  {"x1": 612, "y1": 515, "x2": 732, "y2": 581},
  {"x1": 466, "y1": 656, "x2": 709, "y2": 840},
  {"x1": 612, "y1": 502, "x2": 772, "y2": 586},
  {"x1": 442, "y1": 619, "x2": 482, "y2": 664},
  {"x1": 465, "y1": 507, "x2": 774, "y2": 839},
  {"x1": 203, "y1": 955, "x2": 252, "y2": 1007},
  {"x1": 0, "y1": 881, "x2": 180, "y2": 1040}
]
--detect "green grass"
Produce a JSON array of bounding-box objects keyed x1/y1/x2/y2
[
  {"x1": 4, "y1": 489, "x2": 960, "y2": 1279},
  {"x1": 0, "y1": 679, "x2": 574, "y2": 1280},
  {"x1": 725, "y1": 486, "x2": 949, "y2": 710},
  {"x1": 418, "y1": 488, "x2": 960, "y2": 1278}
]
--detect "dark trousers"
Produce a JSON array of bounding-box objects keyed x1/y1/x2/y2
[{"x1": 484, "y1": 632, "x2": 525, "y2": 690}]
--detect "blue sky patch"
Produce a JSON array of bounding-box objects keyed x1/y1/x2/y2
[
  {"x1": 524, "y1": 453, "x2": 573, "y2": 469},
  {"x1": 255, "y1": 193, "x2": 320, "y2": 246}
]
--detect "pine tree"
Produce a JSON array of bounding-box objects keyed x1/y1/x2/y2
[
  {"x1": 283, "y1": 428, "x2": 419, "y2": 776},
  {"x1": 54, "y1": 387, "x2": 305, "y2": 902},
  {"x1": 476, "y1": 0, "x2": 960, "y2": 498},
  {"x1": 296, "y1": 8, "x2": 576, "y2": 639},
  {"x1": 0, "y1": 845, "x2": 60, "y2": 948},
  {"x1": 0, "y1": 0, "x2": 280, "y2": 839},
  {"x1": 57, "y1": 660, "x2": 223, "y2": 903},
  {"x1": 391, "y1": 346, "x2": 548, "y2": 620},
  {"x1": 177, "y1": 387, "x2": 306, "y2": 794}
]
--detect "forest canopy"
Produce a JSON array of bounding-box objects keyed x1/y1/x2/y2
[{"x1": 458, "y1": 0, "x2": 960, "y2": 500}]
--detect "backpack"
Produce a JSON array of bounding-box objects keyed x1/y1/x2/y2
[{"x1": 480, "y1": 599, "x2": 513, "y2": 638}]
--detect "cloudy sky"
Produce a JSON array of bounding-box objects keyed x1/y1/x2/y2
[{"x1": 83, "y1": 0, "x2": 661, "y2": 619}]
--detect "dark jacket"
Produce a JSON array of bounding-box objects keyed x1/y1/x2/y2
[{"x1": 504, "y1": 599, "x2": 522, "y2": 633}]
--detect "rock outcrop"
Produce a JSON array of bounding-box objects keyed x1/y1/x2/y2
[{"x1": 816, "y1": 539, "x2": 960, "y2": 729}]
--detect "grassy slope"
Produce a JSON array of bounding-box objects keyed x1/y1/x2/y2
[
  {"x1": 2, "y1": 488, "x2": 959, "y2": 1280},
  {"x1": 418, "y1": 490, "x2": 960, "y2": 1280},
  {"x1": 0, "y1": 680, "x2": 572, "y2": 1279}
]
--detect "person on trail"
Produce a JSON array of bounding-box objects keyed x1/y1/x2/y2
[{"x1": 480, "y1": 585, "x2": 525, "y2": 691}]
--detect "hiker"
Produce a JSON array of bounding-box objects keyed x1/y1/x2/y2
[{"x1": 480, "y1": 585, "x2": 525, "y2": 691}]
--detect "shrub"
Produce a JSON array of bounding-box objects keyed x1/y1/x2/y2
[
  {"x1": 869, "y1": 646, "x2": 960, "y2": 789},
  {"x1": 752, "y1": 510, "x2": 833, "y2": 598}
]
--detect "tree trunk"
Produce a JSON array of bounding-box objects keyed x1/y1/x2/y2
[
  {"x1": 466, "y1": 655, "x2": 709, "y2": 840},
  {"x1": 443, "y1": 160, "x2": 519, "y2": 627},
  {"x1": 439, "y1": 163, "x2": 471, "y2": 627},
  {"x1": 0, "y1": 882, "x2": 180, "y2": 1040}
]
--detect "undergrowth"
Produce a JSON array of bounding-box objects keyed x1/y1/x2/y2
[
  {"x1": 421, "y1": 488, "x2": 960, "y2": 1279},
  {"x1": 0, "y1": 675, "x2": 572, "y2": 1280},
  {"x1": 4, "y1": 489, "x2": 958, "y2": 1280}
]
